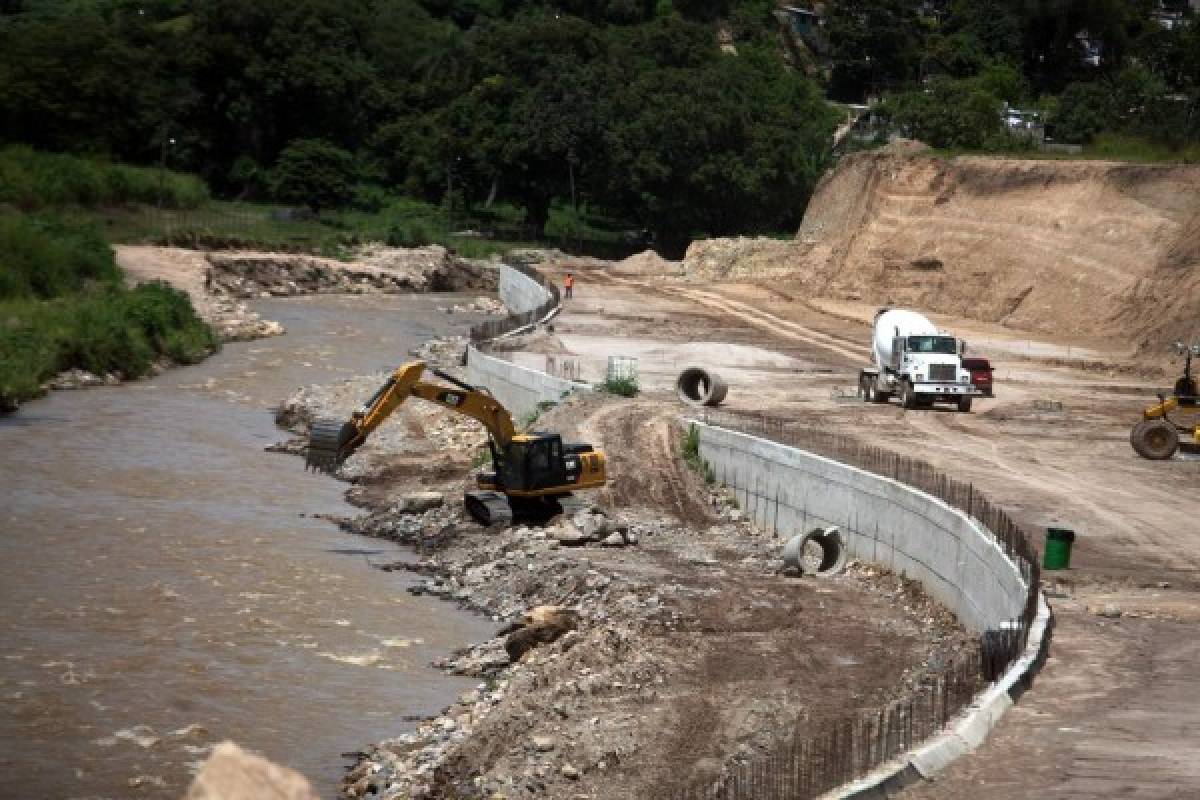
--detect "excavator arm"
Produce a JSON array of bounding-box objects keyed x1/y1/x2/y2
[{"x1": 305, "y1": 360, "x2": 514, "y2": 473}]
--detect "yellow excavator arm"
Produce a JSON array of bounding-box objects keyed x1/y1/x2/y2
[
  {"x1": 305, "y1": 359, "x2": 607, "y2": 526},
  {"x1": 305, "y1": 360, "x2": 514, "y2": 473}
]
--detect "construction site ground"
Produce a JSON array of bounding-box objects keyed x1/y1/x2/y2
[
  {"x1": 500, "y1": 261, "x2": 1200, "y2": 799},
  {"x1": 276, "y1": 364, "x2": 972, "y2": 799}
]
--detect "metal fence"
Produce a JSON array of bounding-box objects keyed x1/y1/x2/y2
[
  {"x1": 669, "y1": 408, "x2": 1043, "y2": 799},
  {"x1": 469, "y1": 263, "x2": 562, "y2": 343}
]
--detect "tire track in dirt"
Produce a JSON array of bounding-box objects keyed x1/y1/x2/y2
[{"x1": 599, "y1": 274, "x2": 870, "y2": 364}]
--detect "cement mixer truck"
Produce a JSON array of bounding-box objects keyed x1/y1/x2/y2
[{"x1": 858, "y1": 308, "x2": 978, "y2": 412}]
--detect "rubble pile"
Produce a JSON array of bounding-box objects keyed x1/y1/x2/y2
[
  {"x1": 411, "y1": 336, "x2": 469, "y2": 369},
  {"x1": 438, "y1": 296, "x2": 508, "y2": 315},
  {"x1": 681, "y1": 237, "x2": 806, "y2": 281},
  {"x1": 208, "y1": 245, "x2": 498, "y2": 299}
]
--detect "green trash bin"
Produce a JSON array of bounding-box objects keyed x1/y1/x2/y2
[{"x1": 1044, "y1": 528, "x2": 1075, "y2": 570}]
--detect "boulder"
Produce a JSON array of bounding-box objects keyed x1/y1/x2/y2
[
  {"x1": 184, "y1": 741, "x2": 319, "y2": 800},
  {"x1": 392, "y1": 492, "x2": 445, "y2": 514},
  {"x1": 504, "y1": 606, "x2": 580, "y2": 661},
  {"x1": 551, "y1": 523, "x2": 592, "y2": 546}
]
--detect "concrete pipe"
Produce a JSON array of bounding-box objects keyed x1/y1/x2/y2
[
  {"x1": 676, "y1": 367, "x2": 729, "y2": 407},
  {"x1": 781, "y1": 526, "x2": 847, "y2": 577}
]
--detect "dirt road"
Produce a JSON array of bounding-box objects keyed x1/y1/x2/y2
[{"x1": 529, "y1": 263, "x2": 1200, "y2": 798}]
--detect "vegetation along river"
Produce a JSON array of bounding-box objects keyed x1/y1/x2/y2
[{"x1": 0, "y1": 293, "x2": 497, "y2": 798}]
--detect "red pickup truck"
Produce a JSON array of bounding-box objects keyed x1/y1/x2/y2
[{"x1": 961, "y1": 357, "x2": 994, "y2": 397}]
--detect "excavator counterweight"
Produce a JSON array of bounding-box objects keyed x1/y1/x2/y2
[{"x1": 304, "y1": 360, "x2": 606, "y2": 526}]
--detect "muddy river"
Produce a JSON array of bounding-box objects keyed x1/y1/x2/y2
[{"x1": 0, "y1": 294, "x2": 497, "y2": 799}]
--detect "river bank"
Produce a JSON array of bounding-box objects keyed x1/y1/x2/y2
[{"x1": 278, "y1": 367, "x2": 974, "y2": 798}]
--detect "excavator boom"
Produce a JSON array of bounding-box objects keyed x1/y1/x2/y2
[{"x1": 305, "y1": 361, "x2": 514, "y2": 472}]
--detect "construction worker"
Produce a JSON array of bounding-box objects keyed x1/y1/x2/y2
[{"x1": 563, "y1": 272, "x2": 574, "y2": 300}]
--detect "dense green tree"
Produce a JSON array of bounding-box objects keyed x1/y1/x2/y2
[
  {"x1": 826, "y1": 0, "x2": 923, "y2": 102},
  {"x1": 880, "y1": 77, "x2": 1006, "y2": 149},
  {"x1": 270, "y1": 139, "x2": 357, "y2": 213}
]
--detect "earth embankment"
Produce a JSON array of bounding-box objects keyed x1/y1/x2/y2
[{"x1": 687, "y1": 151, "x2": 1200, "y2": 355}]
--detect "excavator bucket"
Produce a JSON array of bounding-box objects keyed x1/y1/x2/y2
[{"x1": 306, "y1": 418, "x2": 358, "y2": 474}]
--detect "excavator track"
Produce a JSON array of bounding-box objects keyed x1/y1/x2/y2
[
  {"x1": 306, "y1": 418, "x2": 355, "y2": 473},
  {"x1": 465, "y1": 491, "x2": 513, "y2": 528}
]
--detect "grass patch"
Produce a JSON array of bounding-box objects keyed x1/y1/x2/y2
[
  {"x1": 519, "y1": 400, "x2": 558, "y2": 430},
  {"x1": 0, "y1": 146, "x2": 209, "y2": 211},
  {"x1": 600, "y1": 375, "x2": 640, "y2": 397},
  {"x1": 681, "y1": 423, "x2": 715, "y2": 484},
  {"x1": 0, "y1": 282, "x2": 218, "y2": 407},
  {"x1": 0, "y1": 215, "x2": 121, "y2": 299},
  {"x1": 931, "y1": 133, "x2": 1200, "y2": 164}
]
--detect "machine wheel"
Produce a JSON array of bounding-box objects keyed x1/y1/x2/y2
[
  {"x1": 957, "y1": 396, "x2": 973, "y2": 413},
  {"x1": 901, "y1": 381, "x2": 917, "y2": 410},
  {"x1": 1130, "y1": 419, "x2": 1179, "y2": 460},
  {"x1": 859, "y1": 377, "x2": 872, "y2": 402}
]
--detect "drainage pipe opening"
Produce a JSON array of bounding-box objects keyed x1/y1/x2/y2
[
  {"x1": 781, "y1": 526, "x2": 847, "y2": 577},
  {"x1": 676, "y1": 367, "x2": 729, "y2": 407}
]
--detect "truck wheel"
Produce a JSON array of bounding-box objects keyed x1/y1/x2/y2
[
  {"x1": 859, "y1": 377, "x2": 872, "y2": 402},
  {"x1": 1130, "y1": 419, "x2": 1179, "y2": 460},
  {"x1": 957, "y1": 396, "x2": 973, "y2": 413},
  {"x1": 901, "y1": 382, "x2": 917, "y2": 409}
]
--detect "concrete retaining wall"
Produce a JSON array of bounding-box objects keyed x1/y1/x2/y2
[
  {"x1": 499, "y1": 264, "x2": 552, "y2": 315},
  {"x1": 466, "y1": 345, "x2": 590, "y2": 420},
  {"x1": 693, "y1": 421, "x2": 1027, "y2": 632}
]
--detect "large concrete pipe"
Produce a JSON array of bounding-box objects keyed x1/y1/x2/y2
[
  {"x1": 676, "y1": 367, "x2": 728, "y2": 407},
  {"x1": 781, "y1": 527, "x2": 847, "y2": 577}
]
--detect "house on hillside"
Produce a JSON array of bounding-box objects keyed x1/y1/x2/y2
[{"x1": 1076, "y1": 30, "x2": 1103, "y2": 67}]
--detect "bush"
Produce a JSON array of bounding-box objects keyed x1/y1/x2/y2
[
  {"x1": 681, "y1": 422, "x2": 715, "y2": 483},
  {"x1": 0, "y1": 146, "x2": 209, "y2": 211},
  {"x1": 271, "y1": 139, "x2": 357, "y2": 213},
  {"x1": 0, "y1": 215, "x2": 121, "y2": 300},
  {"x1": 601, "y1": 375, "x2": 640, "y2": 397},
  {"x1": 0, "y1": 282, "x2": 218, "y2": 407}
]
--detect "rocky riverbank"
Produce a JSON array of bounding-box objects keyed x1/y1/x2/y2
[{"x1": 276, "y1": 368, "x2": 975, "y2": 800}]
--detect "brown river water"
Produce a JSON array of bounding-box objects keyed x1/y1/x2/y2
[{"x1": 0, "y1": 294, "x2": 497, "y2": 799}]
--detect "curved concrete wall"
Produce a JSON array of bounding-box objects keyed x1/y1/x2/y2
[
  {"x1": 499, "y1": 264, "x2": 553, "y2": 315},
  {"x1": 466, "y1": 345, "x2": 590, "y2": 420},
  {"x1": 693, "y1": 421, "x2": 1027, "y2": 633}
]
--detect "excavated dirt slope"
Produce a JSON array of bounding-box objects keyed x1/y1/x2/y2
[{"x1": 722, "y1": 150, "x2": 1200, "y2": 354}]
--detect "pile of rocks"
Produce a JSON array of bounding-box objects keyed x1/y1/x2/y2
[
  {"x1": 45, "y1": 368, "x2": 122, "y2": 390},
  {"x1": 438, "y1": 296, "x2": 508, "y2": 315},
  {"x1": 411, "y1": 336, "x2": 469, "y2": 368},
  {"x1": 207, "y1": 245, "x2": 500, "y2": 299},
  {"x1": 207, "y1": 297, "x2": 285, "y2": 342},
  {"x1": 681, "y1": 237, "x2": 805, "y2": 281}
]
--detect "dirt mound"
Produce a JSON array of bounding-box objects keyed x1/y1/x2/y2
[
  {"x1": 692, "y1": 153, "x2": 1200, "y2": 353},
  {"x1": 796, "y1": 152, "x2": 1200, "y2": 350},
  {"x1": 612, "y1": 249, "x2": 682, "y2": 276},
  {"x1": 682, "y1": 236, "x2": 808, "y2": 281},
  {"x1": 1113, "y1": 210, "x2": 1200, "y2": 352}
]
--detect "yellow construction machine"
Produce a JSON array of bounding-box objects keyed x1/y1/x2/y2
[
  {"x1": 1130, "y1": 342, "x2": 1200, "y2": 460},
  {"x1": 305, "y1": 360, "x2": 607, "y2": 525}
]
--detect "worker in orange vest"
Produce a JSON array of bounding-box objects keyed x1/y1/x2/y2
[{"x1": 563, "y1": 272, "x2": 574, "y2": 300}]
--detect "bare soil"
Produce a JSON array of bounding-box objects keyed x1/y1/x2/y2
[
  {"x1": 280, "y1": 382, "x2": 970, "y2": 799},
  {"x1": 518, "y1": 258, "x2": 1200, "y2": 798}
]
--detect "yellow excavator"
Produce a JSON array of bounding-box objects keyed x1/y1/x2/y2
[
  {"x1": 305, "y1": 360, "x2": 607, "y2": 525},
  {"x1": 1130, "y1": 342, "x2": 1200, "y2": 460}
]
